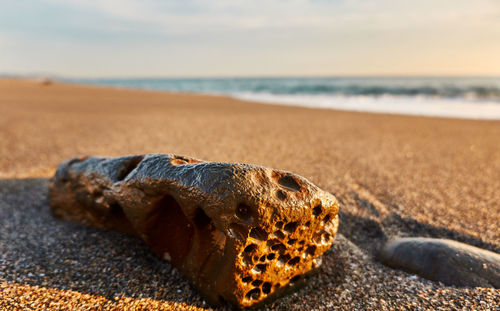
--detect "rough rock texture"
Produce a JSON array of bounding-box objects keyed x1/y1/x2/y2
[
  {"x1": 379, "y1": 237, "x2": 500, "y2": 288},
  {"x1": 48, "y1": 154, "x2": 339, "y2": 308}
]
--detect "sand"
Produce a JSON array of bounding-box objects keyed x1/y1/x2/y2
[{"x1": 0, "y1": 78, "x2": 499, "y2": 310}]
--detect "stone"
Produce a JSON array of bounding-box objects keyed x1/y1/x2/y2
[
  {"x1": 37, "y1": 77, "x2": 53, "y2": 86},
  {"x1": 49, "y1": 154, "x2": 340, "y2": 308},
  {"x1": 378, "y1": 237, "x2": 500, "y2": 288}
]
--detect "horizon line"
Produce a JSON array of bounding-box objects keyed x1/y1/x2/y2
[{"x1": 2, "y1": 73, "x2": 500, "y2": 80}]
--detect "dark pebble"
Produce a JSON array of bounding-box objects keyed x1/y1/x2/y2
[{"x1": 379, "y1": 237, "x2": 500, "y2": 288}]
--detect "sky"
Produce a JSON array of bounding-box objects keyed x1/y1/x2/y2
[{"x1": 0, "y1": 0, "x2": 499, "y2": 78}]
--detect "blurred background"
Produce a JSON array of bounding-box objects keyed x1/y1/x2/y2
[{"x1": 1, "y1": 0, "x2": 500, "y2": 119}]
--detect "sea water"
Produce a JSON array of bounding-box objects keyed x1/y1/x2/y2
[{"x1": 69, "y1": 77, "x2": 500, "y2": 120}]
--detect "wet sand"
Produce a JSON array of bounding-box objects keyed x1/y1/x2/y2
[{"x1": 1, "y1": 78, "x2": 499, "y2": 310}]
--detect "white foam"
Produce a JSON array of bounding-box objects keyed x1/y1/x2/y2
[{"x1": 233, "y1": 93, "x2": 500, "y2": 120}]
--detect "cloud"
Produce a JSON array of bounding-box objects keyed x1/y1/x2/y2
[
  {"x1": 6, "y1": 0, "x2": 500, "y2": 36},
  {"x1": 1, "y1": 0, "x2": 499, "y2": 76}
]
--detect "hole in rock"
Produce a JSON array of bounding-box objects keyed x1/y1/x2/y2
[
  {"x1": 252, "y1": 280, "x2": 263, "y2": 286},
  {"x1": 242, "y1": 276, "x2": 252, "y2": 283},
  {"x1": 276, "y1": 190, "x2": 287, "y2": 200},
  {"x1": 259, "y1": 255, "x2": 266, "y2": 262},
  {"x1": 145, "y1": 195, "x2": 193, "y2": 265},
  {"x1": 277, "y1": 174, "x2": 301, "y2": 191},
  {"x1": 262, "y1": 282, "x2": 272, "y2": 294},
  {"x1": 246, "y1": 288, "x2": 261, "y2": 300},
  {"x1": 273, "y1": 230, "x2": 285, "y2": 240},
  {"x1": 288, "y1": 257, "x2": 300, "y2": 266},
  {"x1": 236, "y1": 203, "x2": 252, "y2": 221},
  {"x1": 323, "y1": 214, "x2": 331, "y2": 223},
  {"x1": 253, "y1": 264, "x2": 267, "y2": 273},
  {"x1": 313, "y1": 232, "x2": 322, "y2": 243},
  {"x1": 109, "y1": 202, "x2": 122, "y2": 215},
  {"x1": 287, "y1": 239, "x2": 297, "y2": 245},
  {"x1": 271, "y1": 243, "x2": 286, "y2": 253},
  {"x1": 323, "y1": 233, "x2": 331, "y2": 241},
  {"x1": 244, "y1": 244, "x2": 257, "y2": 253},
  {"x1": 107, "y1": 202, "x2": 135, "y2": 234},
  {"x1": 242, "y1": 256, "x2": 253, "y2": 266},
  {"x1": 194, "y1": 208, "x2": 211, "y2": 228},
  {"x1": 267, "y1": 238, "x2": 281, "y2": 246},
  {"x1": 275, "y1": 283, "x2": 281, "y2": 288},
  {"x1": 170, "y1": 159, "x2": 188, "y2": 165},
  {"x1": 275, "y1": 221, "x2": 284, "y2": 229},
  {"x1": 313, "y1": 204, "x2": 322, "y2": 217},
  {"x1": 116, "y1": 156, "x2": 143, "y2": 181},
  {"x1": 278, "y1": 254, "x2": 291, "y2": 265},
  {"x1": 299, "y1": 240, "x2": 306, "y2": 245},
  {"x1": 170, "y1": 156, "x2": 201, "y2": 166},
  {"x1": 284, "y1": 222, "x2": 298, "y2": 233},
  {"x1": 314, "y1": 231, "x2": 331, "y2": 243},
  {"x1": 306, "y1": 245, "x2": 316, "y2": 256},
  {"x1": 305, "y1": 221, "x2": 311, "y2": 227},
  {"x1": 267, "y1": 253, "x2": 276, "y2": 260},
  {"x1": 249, "y1": 227, "x2": 268, "y2": 240}
]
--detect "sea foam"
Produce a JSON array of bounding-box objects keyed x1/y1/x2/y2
[
  {"x1": 233, "y1": 92, "x2": 500, "y2": 120},
  {"x1": 69, "y1": 77, "x2": 500, "y2": 120}
]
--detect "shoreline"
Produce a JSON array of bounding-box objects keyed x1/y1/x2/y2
[
  {"x1": 7, "y1": 77, "x2": 500, "y2": 121},
  {"x1": 1, "y1": 78, "x2": 499, "y2": 309},
  {"x1": 60, "y1": 76, "x2": 500, "y2": 121}
]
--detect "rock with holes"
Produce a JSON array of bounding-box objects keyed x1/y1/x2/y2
[
  {"x1": 49, "y1": 154, "x2": 340, "y2": 308},
  {"x1": 379, "y1": 237, "x2": 500, "y2": 288}
]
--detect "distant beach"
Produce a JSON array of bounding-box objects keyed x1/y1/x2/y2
[
  {"x1": 68, "y1": 76, "x2": 500, "y2": 120},
  {"x1": 0, "y1": 78, "x2": 499, "y2": 310}
]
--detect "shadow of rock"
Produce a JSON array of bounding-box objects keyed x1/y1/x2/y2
[
  {"x1": 2, "y1": 178, "x2": 498, "y2": 309},
  {"x1": 382, "y1": 213, "x2": 500, "y2": 253},
  {"x1": 0, "y1": 178, "x2": 207, "y2": 308},
  {"x1": 337, "y1": 211, "x2": 388, "y2": 253},
  {"x1": 0, "y1": 178, "x2": 351, "y2": 310},
  {"x1": 338, "y1": 210, "x2": 499, "y2": 257}
]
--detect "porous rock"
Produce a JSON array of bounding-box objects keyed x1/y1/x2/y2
[
  {"x1": 49, "y1": 154, "x2": 340, "y2": 308},
  {"x1": 379, "y1": 237, "x2": 500, "y2": 288}
]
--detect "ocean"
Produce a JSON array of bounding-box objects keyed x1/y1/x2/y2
[{"x1": 69, "y1": 77, "x2": 500, "y2": 120}]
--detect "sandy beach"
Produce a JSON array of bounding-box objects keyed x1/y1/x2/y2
[{"x1": 0, "y1": 78, "x2": 499, "y2": 310}]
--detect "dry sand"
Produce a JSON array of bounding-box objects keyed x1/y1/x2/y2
[{"x1": 0, "y1": 78, "x2": 499, "y2": 310}]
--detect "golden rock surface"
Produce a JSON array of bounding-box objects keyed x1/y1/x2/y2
[{"x1": 49, "y1": 154, "x2": 339, "y2": 308}]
